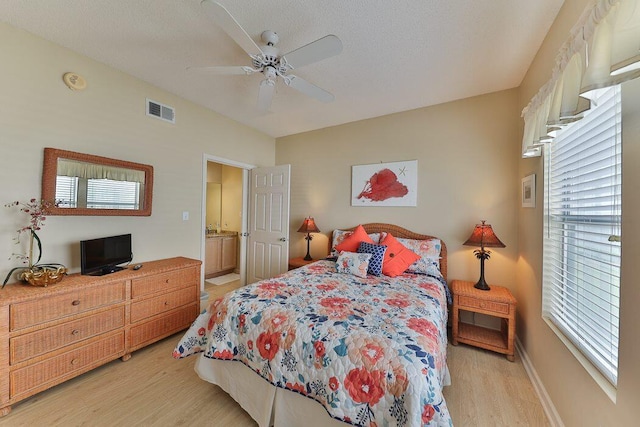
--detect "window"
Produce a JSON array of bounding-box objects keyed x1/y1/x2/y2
[{"x1": 543, "y1": 85, "x2": 622, "y2": 387}]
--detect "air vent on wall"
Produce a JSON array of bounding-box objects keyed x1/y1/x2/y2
[{"x1": 146, "y1": 98, "x2": 175, "y2": 124}]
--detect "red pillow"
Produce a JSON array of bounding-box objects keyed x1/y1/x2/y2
[
  {"x1": 335, "y1": 225, "x2": 375, "y2": 253},
  {"x1": 380, "y1": 232, "x2": 421, "y2": 277}
]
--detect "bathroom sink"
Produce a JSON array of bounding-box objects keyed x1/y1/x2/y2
[{"x1": 206, "y1": 231, "x2": 237, "y2": 238}]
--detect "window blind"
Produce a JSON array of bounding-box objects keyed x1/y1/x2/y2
[
  {"x1": 87, "y1": 179, "x2": 140, "y2": 210},
  {"x1": 543, "y1": 85, "x2": 621, "y2": 386},
  {"x1": 55, "y1": 176, "x2": 79, "y2": 208},
  {"x1": 54, "y1": 176, "x2": 141, "y2": 210}
]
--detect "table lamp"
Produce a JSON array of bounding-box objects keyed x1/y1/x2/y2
[
  {"x1": 463, "y1": 220, "x2": 505, "y2": 290},
  {"x1": 297, "y1": 217, "x2": 320, "y2": 261}
]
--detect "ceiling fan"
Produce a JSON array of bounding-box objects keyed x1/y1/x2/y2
[{"x1": 190, "y1": 0, "x2": 343, "y2": 111}]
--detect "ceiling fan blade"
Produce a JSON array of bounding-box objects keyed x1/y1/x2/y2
[
  {"x1": 282, "y1": 35, "x2": 343, "y2": 69},
  {"x1": 187, "y1": 65, "x2": 253, "y2": 75},
  {"x1": 286, "y1": 75, "x2": 335, "y2": 103},
  {"x1": 257, "y1": 79, "x2": 275, "y2": 111},
  {"x1": 201, "y1": 0, "x2": 263, "y2": 57}
]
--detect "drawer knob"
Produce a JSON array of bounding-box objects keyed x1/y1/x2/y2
[
  {"x1": 164, "y1": 301, "x2": 169, "y2": 306},
  {"x1": 165, "y1": 279, "x2": 170, "y2": 284},
  {"x1": 480, "y1": 302, "x2": 486, "y2": 308},
  {"x1": 71, "y1": 329, "x2": 80, "y2": 336},
  {"x1": 70, "y1": 358, "x2": 79, "y2": 365},
  {"x1": 71, "y1": 300, "x2": 81, "y2": 306}
]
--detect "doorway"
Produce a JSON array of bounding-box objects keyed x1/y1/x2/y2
[
  {"x1": 201, "y1": 155, "x2": 253, "y2": 303},
  {"x1": 200, "y1": 155, "x2": 291, "y2": 306}
]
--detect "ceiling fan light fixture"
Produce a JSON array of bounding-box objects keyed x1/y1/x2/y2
[
  {"x1": 261, "y1": 30, "x2": 279, "y2": 46},
  {"x1": 194, "y1": 1, "x2": 343, "y2": 108}
]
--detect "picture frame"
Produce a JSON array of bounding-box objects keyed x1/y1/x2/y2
[
  {"x1": 522, "y1": 173, "x2": 536, "y2": 208},
  {"x1": 351, "y1": 160, "x2": 418, "y2": 207}
]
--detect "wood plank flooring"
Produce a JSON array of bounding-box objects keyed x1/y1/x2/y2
[{"x1": 0, "y1": 282, "x2": 549, "y2": 426}]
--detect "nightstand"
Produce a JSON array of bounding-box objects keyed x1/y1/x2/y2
[
  {"x1": 451, "y1": 280, "x2": 517, "y2": 361},
  {"x1": 288, "y1": 257, "x2": 315, "y2": 270}
]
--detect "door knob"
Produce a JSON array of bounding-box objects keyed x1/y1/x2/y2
[{"x1": 278, "y1": 237, "x2": 288, "y2": 242}]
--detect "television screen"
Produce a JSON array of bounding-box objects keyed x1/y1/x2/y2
[{"x1": 80, "y1": 234, "x2": 132, "y2": 276}]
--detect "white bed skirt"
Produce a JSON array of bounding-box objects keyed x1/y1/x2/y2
[{"x1": 194, "y1": 356, "x2": 451, "y2": 427}]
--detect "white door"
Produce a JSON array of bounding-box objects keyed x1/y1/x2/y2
[{"x1": 247, "y1": 165, "x2": 291, "y2": 284}]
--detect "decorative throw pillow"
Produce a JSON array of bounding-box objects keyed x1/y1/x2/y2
[
  {"x1": 334, "y1": 225, "x2": 375, "y2": 254},
  {"x1": 396, "y1": 237, "x2": 442, "y2": 276},
  {"x1": 379, "y1": 232, "x2": 421, "y2": 277},
  {"x1": 330, "y1": 230, "x2": 381, "y2": 257},
  {"x1": 336, "y1": 251, "x2": 371, "y2": 278},
  {"x1": 357, "y1": 242, "x2": 387, "y2": 276}
]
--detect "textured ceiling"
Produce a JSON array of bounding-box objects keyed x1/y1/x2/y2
[{"x1": 1, "y1": 0, "x2": 564, "y2": 138}]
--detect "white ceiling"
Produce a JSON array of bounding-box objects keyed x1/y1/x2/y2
[{"x1": 1, "y1": 0, "x2": 564, "y2": 138}]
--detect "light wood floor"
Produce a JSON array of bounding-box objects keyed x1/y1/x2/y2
[{"x1": 0, "y1": 282, "x2": 549, "y2": 426}]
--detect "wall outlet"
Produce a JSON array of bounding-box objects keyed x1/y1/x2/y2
[{"x1": 182, "y1": 211, "x2": 189, "y2": 221}]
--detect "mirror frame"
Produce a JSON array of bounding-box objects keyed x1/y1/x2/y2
[{"x1": 42, "y1": 147, "x2": 154, "y2": 216}]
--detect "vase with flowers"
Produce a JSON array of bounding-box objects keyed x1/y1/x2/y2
[{"x1": 2, "y1": 198, "x2": 67, "y2": 289}]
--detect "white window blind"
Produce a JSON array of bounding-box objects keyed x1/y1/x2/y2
[
  {"x1": 543, "y1": 85, "x2": 622, "y2": 386},
  {"x1": 87, "y1": 179, "x2": 140, "y2": 210},
  {"x1": 55, "y1": 176, "x2": 79, "y2": 208},
  {"x1": 55, "y1": 176, "x2": 141, "y2": 210}
]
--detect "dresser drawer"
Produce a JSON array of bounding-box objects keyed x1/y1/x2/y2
[
  {"x1": 130, "y1": 304, "x2": 198, "y2": 349},
  {"x1": 10, "y1": 281, "x2": 126, "y2": 331},
  {"x1": 10, "y1": 306, "x2": 125, "y2": 364},
  {"x1": 10, "y1": 332, "x2": 125, "y2": 399},
  {"x1": 131, "y1": 266, "x2": 198, "y2": 298},
  {"x1": 458, "y1": 295, "x2": 510, "y2": 315},
  {"x1": 131, "y1": 286, "x2": 198, "y2": 324}
]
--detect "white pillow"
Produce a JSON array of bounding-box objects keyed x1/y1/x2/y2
[
  {"x1": 394, "y1": 236, "x2": 442, "y2": 277},
  {"x1": 335, "y1": 251, "x2": 372, "y2": 278}
]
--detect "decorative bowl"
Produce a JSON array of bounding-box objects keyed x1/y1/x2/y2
[{"x1": 20, "y1": 265, "x2": 67, "y2": 287}]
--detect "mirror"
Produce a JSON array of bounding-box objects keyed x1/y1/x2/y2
[
  {"x1": 42, "y1": 148, "x2": 153, "y2": 216},
  {"x1": 206, "y1": 183, "x2": 222, "y2": 231}
]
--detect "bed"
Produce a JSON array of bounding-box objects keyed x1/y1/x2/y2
[{"x1": 174, "y1": 223, "x2": 452, "y2": 426}]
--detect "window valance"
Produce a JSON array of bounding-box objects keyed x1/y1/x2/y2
[
  {"x1": 58, "y1": 159, "x2": 146, "y2": 184},
  {"x1": 522, "y1": 0, "x2": 640, "y2": 157}
]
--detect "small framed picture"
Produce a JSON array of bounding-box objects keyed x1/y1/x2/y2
[{"x1": 522, "y1": 174, "x2": 536, "y2": 208}]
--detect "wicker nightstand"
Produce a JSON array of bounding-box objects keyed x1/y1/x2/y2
[
  {"x1": 288, "y1": 257, "x2": 315, "y2": 270},
  {"x1": 451, "y1": 280, "x2": 517, "y2": 361}
]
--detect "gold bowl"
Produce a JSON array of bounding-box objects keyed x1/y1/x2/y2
[{"x1": 20, "y1": 265, "x2": 67, "y2": 287}]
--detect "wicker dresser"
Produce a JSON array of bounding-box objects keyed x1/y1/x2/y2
[{"x1": 0, "y1": 256, "x2": 201, "y2": 416}]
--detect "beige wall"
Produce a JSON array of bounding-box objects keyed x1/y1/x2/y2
[
  {"x1": 517, "y1": 0, "x2": 640, "y2": 425},
  {"x1": 0, "y1": 22, "x2": 275, "y2": 280},
  {"x1": 277, "y1": 89, "x2": 521, "y2": 290}
]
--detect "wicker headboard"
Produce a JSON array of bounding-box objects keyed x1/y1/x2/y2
[{"x1": 330, "y1": 223, "x2": 447, "y2": 281}]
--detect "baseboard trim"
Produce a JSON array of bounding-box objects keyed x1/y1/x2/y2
[{"x1": 516, "y1": 337, "x2": 564, "y2": 427}]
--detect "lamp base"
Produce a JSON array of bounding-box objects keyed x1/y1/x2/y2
[
  {"x1": 474, "y1": 277, "x2": 491, "y2": 291},
  {"x1": 473, "y1": 252, "x2": 491, "y2": 290},
  {"x1": 303, "y1": 234, "x2": 312, "y2": 261}
]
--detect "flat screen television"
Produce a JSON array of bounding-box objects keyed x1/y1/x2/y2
[{"x1": 80, "y1": 234, "x2": 132, "y2": 276}]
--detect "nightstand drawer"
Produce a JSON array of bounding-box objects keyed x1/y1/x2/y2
[{"x1": 458, "y1": 296, "x2": 509, "y2": 314}]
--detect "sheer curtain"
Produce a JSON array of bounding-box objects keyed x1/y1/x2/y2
[{"x1": 522, "y1": 0, "x2": 640, "y2": 157}]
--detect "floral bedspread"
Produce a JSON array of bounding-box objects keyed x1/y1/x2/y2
[{"x1": 174, "y1": 260, "x2": 452, "y2": 427}]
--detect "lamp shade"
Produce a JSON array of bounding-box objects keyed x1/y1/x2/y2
[
  {"x1": 297, "y1": 217, "x2": 320, "y2": 234},
  {"x1": 463, "y1": 220, "x2": 505, "y2": 249}
]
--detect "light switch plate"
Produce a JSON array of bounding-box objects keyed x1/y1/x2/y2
[{"x1": 182, "y1": 211, "x2": 189, "y2": 221}]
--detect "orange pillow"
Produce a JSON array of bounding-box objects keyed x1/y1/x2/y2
[
  {"x1": 335, "y1": 225, "x2": 375, "y2": 253},
  {"x1": 380, "y1": 232, "x2": 421, "y2": 277}
]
